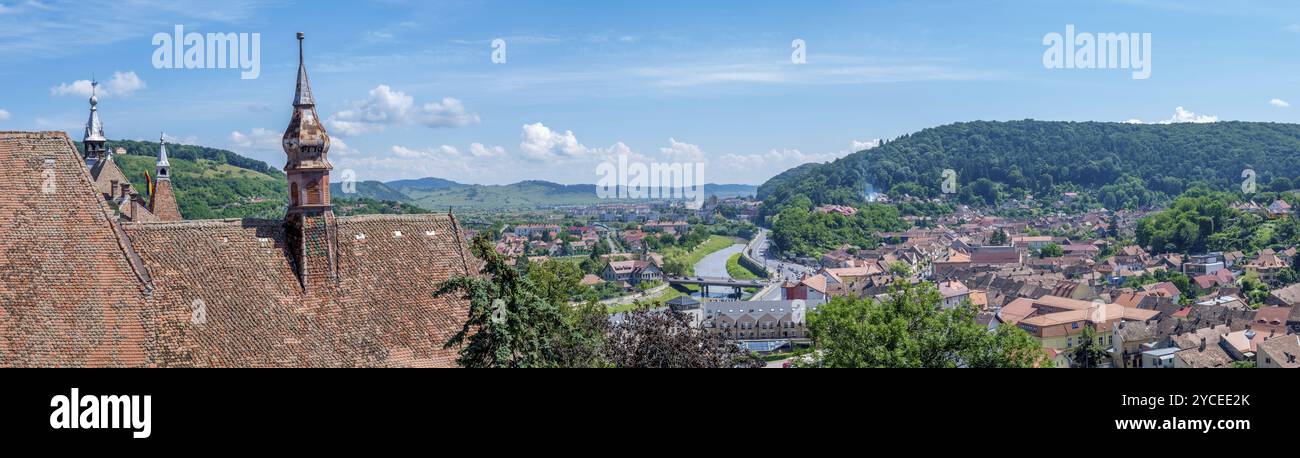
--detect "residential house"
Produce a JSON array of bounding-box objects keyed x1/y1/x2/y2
[
  {"x1": 702, "y1": 300, "x2": 816, "y2": 340},
  {"x1": 601, "y1": 260, "x2": 663, "y2": 286},
  {"x1": 1183, "y1": 253, "x2": 1226, "y2": 276},
  {"x1": 1012, "y1": 296, "x2": 1161, "y2": 363},
  {"x1": 1012, "y1": 235, "x2": 1057, "y2": 250},
  {"x1": 1256, "y1": 335, "x2": 1300, "y2": 368},
  {"x1": 937, "y1": 279, "x2": 971, "y2": 309},
  {"x1": 970, "y1": 245, "x2": 1023, "y2": 266},
  {"x1": 1268, "y1": 199, "x2": 1292, "y2": 218},
  {"x1": 1246, "y1": 252, "x2": 1287, "y2": 285},
  {"x1": 1171, "y1": 326, "x2": 1235, "y2": 368}
]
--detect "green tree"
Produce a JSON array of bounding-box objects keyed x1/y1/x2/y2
[
  {"x1": 1072, "y1": 325, "x2": 1109, "y2": 368},
  {"x1": 803, "y1": 280, "x2": 1047, "y2": 368},
  {"x1": 1240, "y1": 272, "x2": 1270, "y2": 307},
  {"x1": 526, "y1": 259, "x2": 589, "y2": 308},
  {"x1": 1038, "y1": 243, "x2": 1064, "y2": 258},
  {"x1": 436, "y1": 234, "x2": 574, "y2": 368},
  {"x1": 989, "y1": 228, "x2": 1009, "y2": 246}
]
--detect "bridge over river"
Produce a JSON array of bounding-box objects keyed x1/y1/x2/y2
[{"x1": 665, "y1": 276, "x2": 768, "y2": 297}]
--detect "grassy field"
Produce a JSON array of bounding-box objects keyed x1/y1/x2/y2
[
  {"x1": 676, "y1": 235, "x2": 743, "y2": 276},
  {"x1": 606, "y1": 285, "x2": 688, "y2": 314},
  {"x1": 726, "y1": 253, "x2": 764, "y2": 280}
]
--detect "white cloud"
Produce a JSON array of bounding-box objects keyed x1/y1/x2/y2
[
  {"x1": 520, "y1": 122, "x2": 589, "y2": 159},
  {"x1": 1270, "y1": 98, "x2": 1291, "y2": 108},
  {"x1": 468, "y1": 142, "x2": 506, "y2": 157},
  {"x1": 719, "y1": 148, "x2": 850, "y2": 170},
  {"x1": 391, "y1": 144, "x2": 460, "y2": 159},
  {"x1": 51, "y1": 71, "x2": 146, "y2": 97},
  {"x1": 228, "y1": 128, "x2": 282, "y2": 152},
  {"x1": 391, "y1": 145, "x2": 428, "y2": 159},
  {"x1": 659, "y1": 137, "x2": 705, "y2": 161},
  {"x1": 851, "y1": 139, "x2": 882, "y2": 151},
  {"x1": 418, "y1": 97, "x2": 480, "y2": 128},
  {"x1": 1126, "y1": 107, "x2": 1219, "y2": 124},
  {"x1": 1287, "y1": 24, "x2": 1300, "y2": 33},
  {"x1": 0, "y1": 108, "x2": 10, "y2": 121},
  {"x1": 1160, "y1": 106, "x2": 1218, "y2": 124},
  {"x1": 331, "y1": 136, "x2": 356, "y2": 156},
  {"x1": 162, "y1": 133, "x2": 199, "y2": 145},
  {"x1": 326, "y1": 85, "x2": 478, "y2": 135}
]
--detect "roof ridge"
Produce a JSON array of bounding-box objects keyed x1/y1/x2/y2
[
  {"x1": 0, "y1": 131, "x2": 73, "y2": 139},
  {"x1": 125, "y1": 217, "x2": 278, "y2": 228},
  {"x1": 337, "y1": 213, "x2": 452, "y2": 222}
]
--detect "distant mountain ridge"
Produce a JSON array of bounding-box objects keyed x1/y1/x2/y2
[
  {"x1": 79, "y1": 139, "x2": 757, "y2": 212},
  {"x1": 339, "y1": 177, "x2": 758, "y2": 210}
]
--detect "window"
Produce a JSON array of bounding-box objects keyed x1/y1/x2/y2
[
  {"x1": 306, "y1": 179, "x2": 322, "y2": 205},
  {"x1": 290, "y1": 183, "x2": 300, "y2": 206}
]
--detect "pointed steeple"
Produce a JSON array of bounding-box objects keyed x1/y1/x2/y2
[
  {"x1": 281, "y1": 32, "x2": 338, "y2": 291},
  {"x1": 293, "y1": 32, "x2": 314, "y2": 106},
  {"x1": 156, "y1": 133, "x2": 171, "y2": 180},
  {"x1": 282, "y1": 31, "x2": 333, "y2": 211},
  {"x1": 83, "y1": 80, "x2": 107, "y2": 165}
]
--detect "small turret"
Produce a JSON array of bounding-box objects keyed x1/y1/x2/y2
[{"x1": 83, "y1": 80, "x2": 107, "y2": 167}]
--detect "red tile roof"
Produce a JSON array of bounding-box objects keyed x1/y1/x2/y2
[
  {"x1": 0, "y1": 131, "x2": 474, "y2": 367},
  {"x1": 0, "y1": 132, "x2": 152, "y2": 367}
]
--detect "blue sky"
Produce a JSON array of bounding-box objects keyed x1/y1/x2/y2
[{"x1": 4, "y1": 0, "x2": 1300, "y2": 185}]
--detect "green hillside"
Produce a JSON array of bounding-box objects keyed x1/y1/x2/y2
[
  {"x1": 81, "y1": 140, "x2": 425, "y2": 219},
  {"x1": 78, "y1": 140, "x2": 757, "y2": 214},
  {"x1": 758, "y1": 120, "x2": 1300, "y2": 221},
  {"x1": 114, "y1": 153, "x2": 287, "y2": 219}
]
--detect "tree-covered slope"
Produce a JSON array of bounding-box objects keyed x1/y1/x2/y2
[
  {"x1": 758, "y1": 120, "x2": 1300, "y2": 220},
  {"x1": 79, "y1": 140, "x2": 425, "y2": 219}
]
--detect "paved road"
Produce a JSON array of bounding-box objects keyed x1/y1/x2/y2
[
  {"x1": 749, "y1": 229, "x2": 817, "y2": 300},
  {"x1": 750, "y1": 229, "x2": 814, "y2": 278}
]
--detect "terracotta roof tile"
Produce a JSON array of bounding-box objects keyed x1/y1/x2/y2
[
  {"x1": 0, "y1": 131, "x2": 473, "y2": 367},
  {"x1": 0, "y1": 131, "x2": 151, "y2": 367}
]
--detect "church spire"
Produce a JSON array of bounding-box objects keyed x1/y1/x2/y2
[
  {"x1": 293, "y1": 32, "x2": 314, "y2": 107},
  {"x1": 282, "y1": 31, "x2": 332, "y2": 212},
  {"x1": 148, "y1": 132, "x2": 182, "y2": 221},
  {"x1": 281, "y1": 32, "x2": 337, "y2": 291},
  {"x1": 83, "y1": 80, "x2": 107, "y2": 166},
  {"x1": 156, "y1": 133, "x2": 171, "y2": 180}
]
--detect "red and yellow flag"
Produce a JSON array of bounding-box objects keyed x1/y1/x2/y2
[{"x1": 144, "y1": 171, "x2": 153, "y2": 197}]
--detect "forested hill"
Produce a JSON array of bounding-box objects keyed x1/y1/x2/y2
[
  {"x1": 757, "y1": 120, "x2": 1300, "y2": 219},
  {"x1": 75, "y1": 140, "x2": 423, "y2": 219}
]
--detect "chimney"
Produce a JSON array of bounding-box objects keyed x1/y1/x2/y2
[{"x1": 1199, "y1": 337, "x2": 1206, "y2": 352}]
